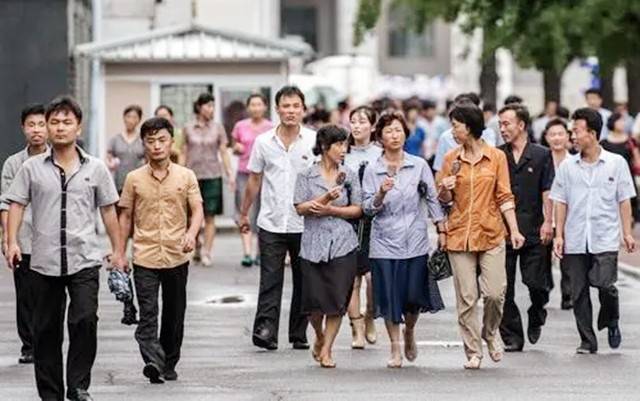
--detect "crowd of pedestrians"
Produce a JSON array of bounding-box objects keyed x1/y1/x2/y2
[{"x1": 1, "y1": 84, "x2": 638, "y2": 400}]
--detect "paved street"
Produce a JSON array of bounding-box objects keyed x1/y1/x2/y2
[{"x1": 1, "y1": 233, "x2": 640, "y2": 401}]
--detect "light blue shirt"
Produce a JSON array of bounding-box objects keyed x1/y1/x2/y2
[
  {"x1": 549, "y1": 149, "x2": 636, "y2": 254},
  {"x1": 432, "y1": 127, "x2": 498, "y2": 171},
  {"x1": 362, "y1": 153, "x2": 445, "y2": 259}
]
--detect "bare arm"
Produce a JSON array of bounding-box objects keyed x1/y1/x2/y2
[
  {"x1": 5, "y1": 203, "x2": 25, "y2": 269},
  {"x1": 1, "y1": 210, "x2": 7, "y2": 255},
  {"x1": 117, "y1": 206, "x2": 133, "y2": 256},
  {"x1": 501, "y1": 208, "x2": 520, "y2": 236},
  {"x1": 187, "y1": 197, "x2": 204, "y2": 241},
  {"x1": 620, "y1": 199, "x2": 636, "y2": 253},
  {"x1": 241, "y1": 172, "x2": 262, "y2": 216},
  {"x1": 553, "y1": 201, "x2": 567, "y2": 258},
  {"x1": 100, "y1": 204, "x2": 126, "y2": 270},
  {"x1": 219, "y1": 143, "x2": 234, "y2": 182}
]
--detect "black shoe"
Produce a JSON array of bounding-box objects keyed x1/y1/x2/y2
[
  {"x1": 163, "y1": 369, "x2": 178, "y2": 381},
  {"x1": 68, "y1": 389, "x2": 94, "y2": 401},
  {"x1": 608, "y1": 325, "x2": 622, "y2": 349},
  {"x1": 528, "y1": 324, "x2": 542, "y2": 345},
  {"x1": 18, "y1": 352, "x2": 33, "y2": 364},
  {"x1": 292, "y1": 341, "x2": 310, "y2": 350},
  {"x1": 121, "y1": 303, "x2": 139, "y2": 325},
  {"x1": 504, "y1": 343, "x2": 524, "y2": 352},
  {"x1": 143, "y1": 363, "x2": 165, "y2": 384},
  {"x1": 576, "y1": 344, "x2": 597, "y2": 354},
  {"x1": 253, "y1": 327, "x2": 277, "y2": 350}
]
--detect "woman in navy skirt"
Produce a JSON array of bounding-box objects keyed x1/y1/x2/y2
[{"x1": 362, "y1": 112, "x2": 447, "y2": 368}]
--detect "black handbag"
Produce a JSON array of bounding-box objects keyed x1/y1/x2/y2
[{"x1": 428, "y1": 248, "x2": 452, "y2": 281}]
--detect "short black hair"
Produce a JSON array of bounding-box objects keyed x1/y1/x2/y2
[
  {"x1": 607, "y1": 111, "x2": 624, "y2": 132},
  {"x1": 557, "y1": 106, "x2": 570, "y2": 119},
  {"x1": 483, "y1": 102, "x2": 496, "y2": 114},
  {"x1": 421, "y1": 99, "x2": 437, "y2": 111},
  {"x1": 140, "y1": 117, "x2": 174, "y2": 140},
  {"x1": 312, "y1": 124, "x2": 348, "y2": 156},
  {"x1": 20, "y1": 103, "x2": 45, "y2": 125},
  {"x1": 123, "y1": 104, "x2": 143, "y2": 118},
  {"x1": 154, "y1": 104, "x2": 174, "y2": 117},
  {"x1": 504, "y1": 95, "x2": 524, "y2": 105},
  {"x1": 275, "y1": 85, "x2": 306, "y2": 108},
  {"x1": 454, "y1": 92, "x2": 481, "y2": 106},
  {"x1": 544, "y1": 117, "x2": 568, "y2": 134},
  {"x1": 45, "y1": 95, "x2": 83, "y2": 123},
  {"x1": 246, "y1": 93, "x2": 268, "y2": 107},
  {"x1": 499, "y1": 103, "x2": 531, "y2": 128},
  {"x1": 572, "y1": 107, "x2": 603, "y2": 139},
  {"x1": 449, "y1": 101, "x2": 485, "y2": 139},
  {"x1": 373, "y1": 111, "x2": 410, "y2": 143},
  {"x1": 193, "y1": 92, "x2": 215, "y2": 114},
  {"x1": 585, "y1": 88, "x2": 602, "y2": 98}
]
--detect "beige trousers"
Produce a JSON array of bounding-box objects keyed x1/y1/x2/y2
[{"x1": 448, "y1": 242, "x2": 507, "y2": 360}]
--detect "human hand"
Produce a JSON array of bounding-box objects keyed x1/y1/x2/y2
[
  {"x1": 233, "y1": 142, "x2": 245, "y2": 154},
  {"x1": 309, "y1": 201, "x2": 332, "y2": 217},
  {"x1": 238, "y1": 214, "x2": 251, "y2": 234},
  {"x1": 327, "y1": 186, "x2": 342, "y2": 201},
  {"x1": 540, "y1": 221, "x2": 553, "y2": 245},
  {"x1": 441, "y1": 176, "x2": 456, "y2": 191},
  {"x1": 5, "y1": 243, "x2": 21, "y2": 271},
  {"x1": 110, "y1": 252, "x2": 129, "y2": 273},
  {"x1": 181, "y1": 232, "x2": 197, "y2": 253},
  {"x1": 379, "y1": 177, "x2": 394, "y2": 194},
  {"x1": 553, "y1": 237, "x2": 564, "y2": 259},
  {"x1": 623, "y1": 234, "x2": 636, "y2": 253},
  {"x1": 511, "y1": 231, "x2": 525, "y2": 250},
  {"x1": 438, "y1": 233, "x2": 447, "y2": 250}
]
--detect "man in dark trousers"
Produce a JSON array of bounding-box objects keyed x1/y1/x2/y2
[
  {"x1": 239, "y1": 86, "x2": 316, "y2": 350},
  {"x1": 118, "y1": 117, "x2": 203, "y2": 383},
  {"x1": 4, "y1": 96, "x2": 127, "y2": 401},
  {"x1": 497, "y1": 103, "x2": 555, "y2": 352},
  {"x1": 1, "y1": 103, "x2": 48, "y2": 364}
]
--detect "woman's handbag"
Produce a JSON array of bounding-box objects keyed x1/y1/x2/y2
[{"x1": 428, "y1": 248, "x2": 452, "y2": 281}]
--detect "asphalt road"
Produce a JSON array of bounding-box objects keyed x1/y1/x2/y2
[{"x1": 1, "y1": 233, "x2": 640, "y2": 401}]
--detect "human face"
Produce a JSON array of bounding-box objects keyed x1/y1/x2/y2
[
  {"x1": 154, "y1": 108, "x2": 174, "y2": 124},
  {"x1": 612, "y1": 117, "x2": 626, "y2": 133},
  {"x1": 405, "y1": 108, "x2": 419, "y2": 124},
  {"x1": 544, "y1": 124, "x2": 570, "y2": 152},
  {"x1": 22, "y1": 114, "x2": 47, "y2": 148},
  {"x1": 498, "y1": 110, "x2": 525, "y2": 144},
  {"x1": 545, "y1": 101, "x2": 558, "y2": 116},
  {"x1": 571, "y1": 119, "x2": 597, "y2": 152},
  {"x1": 198, "y1": 101, "x2": 215, "y2": 120},
  {"x1": 451, "y1": 118, "x2": 472, "y2": 145},
  {"x1": 422, "y1": 107, "x2": 436, "y2": 121},
  {"x1": 143, "y1": 129, "x2": 173, "y2": 162},
  {"x1": 123, "y1": 110, "x2": 141, "y2": 132},
  {"x1": 380, "y1": 119, "x2": 406, "y2": 151},
  {"x1": 586, "y1": 93, "x2": 602, "y2": 110},
  {"x1": 349, "y1": 111, "x2": 373, "y2": 145},
  {"x1": 324, "y1": 140, "x2": 347, "y2": 165},
  {"x1": 276, "y1": 95, "x2": 304, "y2": 127},
  {"x1": 47, "y1": 110, "x2": 81, "y2": 147},
  {"x1": 247, "y1": 97, "x2": 267, "y2": 120}
]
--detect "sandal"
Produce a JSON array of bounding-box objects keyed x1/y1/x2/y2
[
  {"x1": 350, "y1": 316, "x2": 366, "y2": 349},
  {"x1": 387, "y1": 341, "x2": 403, "y2": 368},
  {"x1": 464, "y1": 356, "x2": 482, "y2": 370},
  {"x1": 403, "y1": 329, "x2": 418, "y2": 362}
]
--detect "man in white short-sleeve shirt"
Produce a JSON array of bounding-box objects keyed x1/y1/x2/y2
[{"x1": 239, "y1": 86, "x2": 316, "y2": 351}]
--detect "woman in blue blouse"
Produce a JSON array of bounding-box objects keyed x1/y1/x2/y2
[
  {"x1": 294, "y1": 125, "x2": 363, "y2": 368},
  {"x1": 362, "y1": 112, "x2": 447, "y2": 368}
]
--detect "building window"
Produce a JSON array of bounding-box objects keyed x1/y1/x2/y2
[
  {"x1": 387, "y1": 4, "x2": 434, "y2": 58},
  {"x1": 281, "y1": 5, "x2": 318, "y2": 50},
  {"x1": 159, "y1": 84, "x2": 213, "y2": 128}
]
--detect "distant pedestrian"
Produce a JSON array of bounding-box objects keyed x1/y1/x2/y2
[
  {"x1": 551, "y1": 108, "x2": 636, "y2": 354},
  {"x1": 183, "y1": 93, "x2": 234, "y2": 267},
  {"x1": 232, "y1": 94, "x2": 273, "y2": 267},
  {"x1": 0, "y1": 103, "x2": 49, "y2": 365},
  {"x1": 4, "y1": 96, "x2": 127, "y2": 401},
  {"x1": 106, "y1": 105, "x2": 145, "y2": 193},
  {"x1": 118, "y1": 117, "x2": 204, "y2": 383},
  {"x1": 154, "y1": 105, "x2": 184, "y2": 165}
]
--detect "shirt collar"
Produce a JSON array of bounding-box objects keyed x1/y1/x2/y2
[
  {"x1": 455, "y1": 140, "x2": 492, "y2": 164},
  {"x1": 145, "y1": 161, "x2": 173, "y2": 180},
  {"x1": 44, "y1": 145, "x2": 89, "y2": 164},
  {"x1": 576, "y1": 146, "x2": 608, "y2": 165},
  {"x1": 373, "y1": 152, "x2": 416, "y2": 174}
]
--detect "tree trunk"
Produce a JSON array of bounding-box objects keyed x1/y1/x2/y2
[
  {"x1": 479, "y1": 47, "x2": 498, "y2": 106},
  {"x1": 626, "y1": 56, "x2": 640, "y2": 115},
  {"x1": 543, "y1": 67, "x2": 562, "y2": 105},
  {"x1": 600, "y1": 68, "x2": 615, "y2": 110}
]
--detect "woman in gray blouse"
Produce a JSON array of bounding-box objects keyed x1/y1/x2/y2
[
  {"x1": 294, "y1": 125, "x2": 363, "y2": 368},
  {"x1": 362, "y1": 112, "x2": 447, "y2": 368}
]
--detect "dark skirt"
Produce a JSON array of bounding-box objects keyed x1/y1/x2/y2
[
  {"x1": 300, "y1": 251, "x2": 358, "y2": 316},
  {"x1": 371, "y1": 254, "x2": 444, "y2": 324},
  {"x1": 198, "y1": 178, "x2": 223, "y2": 216},
  {"x1": 355, "y1": 217, "x2": 373, "y2": 275}
]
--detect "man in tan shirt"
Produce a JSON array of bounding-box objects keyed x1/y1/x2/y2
[{"x1": 118, "y1": 117, "x2": 203, "y2": 384}]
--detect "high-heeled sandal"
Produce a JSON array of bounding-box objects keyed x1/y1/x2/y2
[
  {"x1": 350, "y1": 316, "x2": 366, "y2": 349},
  {"x1": 365, "y1": 313, "x2": 377, "y2": 344},
  {"x1": 463, "y1": 356, "x2": 482, "y2": 370},
  {"x1": 320, "y1": 355, "x2": 336, "y2": 368},
  {"x1": 311, "y1": 337, "x2": 324, "y2": 362}
]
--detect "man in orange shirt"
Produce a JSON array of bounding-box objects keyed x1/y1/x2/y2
[{"x1": 118, "y1": 117, "x2": 204, "y2": 384}]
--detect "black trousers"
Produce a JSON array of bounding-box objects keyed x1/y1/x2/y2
[
  {"x1": 564, "y1": 252, "x2": 619, "y2": 351},
  {"x1": 253, "y1": 229, "x2": 308, "y2": 345},
  {"x1": 559, "y1": 257, "x2": 572, "y2": 302},
  {"x1": 31, "y1": 267, "x2": 99, "y2": 401},
  {"x1": 14, "y1": 254, "x2": 33, "y2": 356},
  {"x1": 500, "y1": 243, "x2": 553, "y2": 348},
  {"x1": 133, "y1": 262, "x2": 188, "y2": 372}
]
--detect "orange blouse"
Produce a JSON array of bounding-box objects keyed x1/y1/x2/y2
[{"x1": 437, "y1": 142, "x2": 515, "y2": 252}]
